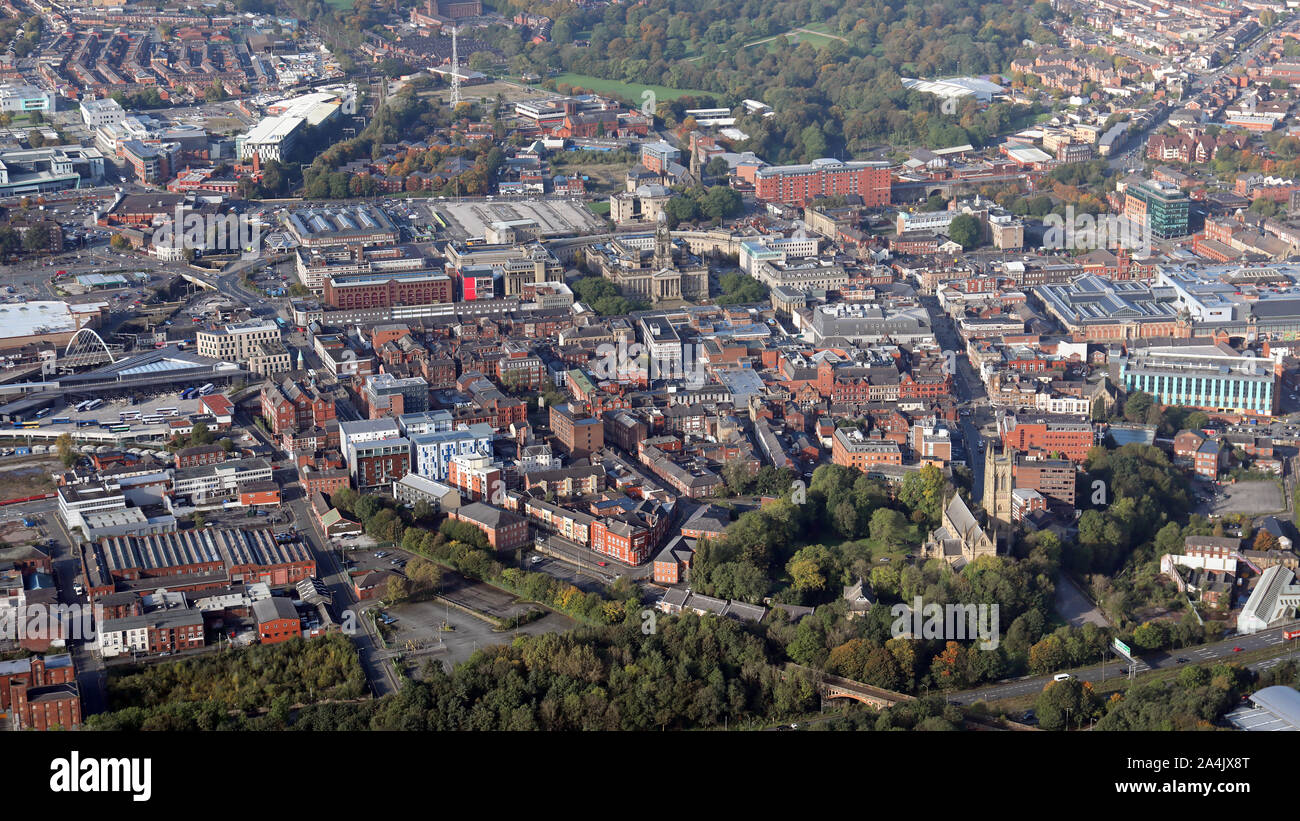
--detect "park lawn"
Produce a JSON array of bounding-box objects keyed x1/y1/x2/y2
[
  {"x1": 323, "y1": 0, "x2": 353, "y2": 8},
  {"x1": 552, "y1": 72, "x2": 713, "y2": 103},
  {"x1": 587, "y1": 201, "x2": 611, "y2": 216},
  {"x1": 759, "y1": 31, "x2": 835, "y2": 53}
]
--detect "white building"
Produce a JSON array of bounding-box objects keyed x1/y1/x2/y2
[
  {"x1": 171, "y1": 458, "x2": 273, "y2": 504},
  {"x1": 409, "y1": 424, "x2": 494, "y2": 482},
  {"x1": 57, "y1": 481, "x2": 127, "y2": 538},
  {"x1": 738, "y1": 234, "x2": 821, "y2": 276},
  {"x1": 0, "y1": 82, "x2": 55, "y2": 114},
  {"x1": 339, "y1": 418, "x2": 401, "y2": 465},
  {"x1": 80, "y1": 97, "x2": 126, "y2": 129},
  {"x1": 238, "y1": 115, "x2": 304, "y2": 163},
  {"x1": 1238, "y1": 564, "x2": 1300, "y2": 634}
]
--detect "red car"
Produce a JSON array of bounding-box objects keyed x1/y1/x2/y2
[
  {"x1": 1233, "y1": 646, "x2": 1244, "y2": 652},
  {"x1": 597, "y1": 561, "x2": 607, "y2": 567}
]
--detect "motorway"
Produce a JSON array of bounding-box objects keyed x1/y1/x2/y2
[{"x1": 953, "y1": 621, "x2": 1300, "y2": 706}]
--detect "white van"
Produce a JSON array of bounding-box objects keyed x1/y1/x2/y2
[{"x1": 1053, "y1": 673, "x2": 1073, "y2": 682}]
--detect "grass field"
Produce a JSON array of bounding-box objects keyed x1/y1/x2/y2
[
  {"x1": 551, "y1": 72, "x2": 713, "y2": 102},
  {"x1": 763, "y1": 30, "x2": 838, "y2": 51},
  {"x1": 323, "y1": 0, "x2": 353, "y2": 8}
]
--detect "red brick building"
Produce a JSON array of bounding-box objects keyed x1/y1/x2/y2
[
  {"x1": 1001, "y1": 419, "x2": 1094, "y2": 462},
  {"x1": 12, "y1": 683, "x2": 81, "y2": 730},
  {"x1": 831, "y1": 427, "x2": 904, "y2": 471},
  {"x1": 0, "y1": 653, "x2": 76, "y2": 712},
  {"x1": 298, "y1": 457, "x2": 351, "y2": 498},
  {"x1": 323, "y1": 272, "x2": 453, "y2": 310},
  {"x1": 550, "y1": 403, "x2": 604, "y2": 457},
  {"x1": 449, "y1": 502, "x2": 530, "y2": 551},
  {"x1": 253, "y1": 597, "x2": 302, "y2": 644},
  {"x1": 754, "y1": 159, "x2": 891, "y2": 207},
  {"x1": 351, "y1": 440, "x2": 411, "y2": 489},
  {"x1": 261, "y1": 377, "x2": 337, "y2": 435},
  {"x1": 175, "y1": 443, "x2": 226, "y2": 468}
]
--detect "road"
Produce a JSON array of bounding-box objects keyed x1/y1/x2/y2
[
  {"x1": 281, "y1": 469, "x2": 398, "y2": 698},
  {"x1": 924, "y1": 294, "x2": 988, "y2": 495},
  {"x1": 954, "y1": 621, "x2": 1300, "y2": 706},
  {"x1": 39, "y1": 501, "x2": 110, "y2": 716}
]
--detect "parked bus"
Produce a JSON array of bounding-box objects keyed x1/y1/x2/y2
[
  {"x1": 180, "y1": 387, "x2": 197, "y2": 400},
  {"x1": 34, "y1": 408, "x2": 52, "y2": 419},
  {"x1": 49, "y1": 418, "x2": 71, "y2": 425},
  {"x1": 1285, "y1": 629, "x2": 1300, "y2": 641},
  {"x1": 20, "y1": 421, "x2": 41, "y2": 429},
  {"x1": 84, "y1": 398, "x2": 104, "y2": 411},
  {"x1": 74, "y1": 400, "x2": 92, "y2": 412},
  {"x1": 108, "y1": 424, "x2": 130, "y2": 433},
  {"x1": 155, "y1": 407, "x2": 178, "y2": 416},
  {"x1": 199, "y1": 383, "x2": 215, "y2": 396},
  {"x1": 119, "y1": 411, "x2": 141, "y2": 420}
]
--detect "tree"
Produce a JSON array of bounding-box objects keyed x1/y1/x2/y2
[
  {"x1": 1255, "y1": 530, "x2": 1281, "y2": 551},
  {"x1": 354, "y1": 495, "x2": 381, "y2": 524},
  {"x1": 704, "y1": 156, "x2": 730, "y2": 180},
  {"x1": 406, "y1": 557, "x2": 442, "y2": 592},
  {"x1": 412, "y1": 500, "x2": 434, "y2": 523},
  {"x1": 869, "y1": 507, "x2": 909, "y2": 551},
  {"x1": 190, "y1": 421, "x2": 212, "y2": 446},
  {"x1": 110, "y1": 234, "x2": 129, "y2": 250},
  {"x1": 1122, "y1": 391, "x2": 1153, "y2": 423},
  {"x1": 384, "y1": 575, "x2": 411, "y2": 604},
  {"x1": 947, "y1": 214, "x2": 980, "y2": 250},
  {"x1": 22, "y1": 227, "x2": 49, "y2": 255},
  {"x1": 56, "y1": 433, "x2": 77, "y2": 467},
  {"x1": 787, "y1": 545, "x2": 831, "y2": 593}
]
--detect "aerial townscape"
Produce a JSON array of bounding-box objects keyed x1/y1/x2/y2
[{"x1": 6, "y1": 0, "x2": 1300, "y2": 756}]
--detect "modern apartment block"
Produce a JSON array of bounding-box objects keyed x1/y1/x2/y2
[
  {"x1": 349, "y1": 438, "x2": 411, "y2": 489},
  {"x1": 410, "y1": 423, "x2": 495, "y2": 482}
]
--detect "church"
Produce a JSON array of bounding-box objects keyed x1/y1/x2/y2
[
  {"x1": 921, "y1": 491, "x2": 998, "y2": 570},
  {"x1": 589, "y1": 213, "x2": 709, "y2": 304}
]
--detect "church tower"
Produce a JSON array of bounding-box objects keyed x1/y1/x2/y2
[
  {"x1": 654, "y1": 211, "x2": 673, "y2": 270},
  {"x1": 982, "y1": 440, "x2": 1014, "y2": 534}
]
